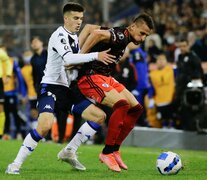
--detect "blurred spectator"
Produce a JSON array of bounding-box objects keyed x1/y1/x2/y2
[
  {"x1": 146, "y1": 39, "x2": 161, "y2": 63},
  {"x1": 127, "y1": 43, "x2": 150, "y2": 126},
  {"x1": 21, "y1": 50, "x2": 38, "y2": 129},
  {"x1": 175, "y1": 36, "x2": 204, "y2": 130},
  {"x1": 148, "y1": 53, "x2": 175, "y2": 128},
  {"x1": 190, "y1": 25, "x2": 207, "y2": 61},
  {"x1": 145, "y1": 32, "x2": 162, "y2": 51},
  {"x1": 2, "y1": 50, "x2": 27, "y2": 140},
  {"x1": 30, "y1": 36, "x2": 47, "y2": 93},
  {"x1": 1, "y1": 0, "x2": 207, "y2": 54},
  {"x1": 0, "y1": 45, "x2": 12, "y2": 139}
]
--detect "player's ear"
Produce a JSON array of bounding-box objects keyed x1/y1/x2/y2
[
  {"x1": 64, "y1": 15, "x2": 67, "y2": 21},
  {"x1": 132, "y1": 22, "x2": 136, "y2": 26},
  {"x1": 130, "y1": 23, "x2": 136, "y2": 31}
]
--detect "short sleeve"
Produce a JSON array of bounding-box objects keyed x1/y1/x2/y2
[{"x1": 52, "y1": 33, "x2": 73, "y2": 57}]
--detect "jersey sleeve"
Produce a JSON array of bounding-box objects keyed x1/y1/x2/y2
[
  {"x1": 52, "y1": 33, "x2": 73, "y2": 57},
  {"x1": 51, "y1": 32, "x2": 98, "y2": 65},
  {"x1": 109, "y1": 27, "x2": 130, "y2": 46}
]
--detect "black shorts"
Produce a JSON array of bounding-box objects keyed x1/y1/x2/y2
[
  {"x1": 0, "y1": 78, "x2": 4, "y2": 103},
  {"x1": 37, "y1": 83, "x2": 91, "y2": 115}
]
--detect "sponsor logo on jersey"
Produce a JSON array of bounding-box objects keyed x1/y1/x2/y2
[
  {"x1": 58, "y1": 33, "x2": 64, "y2": 37},
  {"x1": 61, "y1": 38, "x2": 67, "y2": 44},
  {"x1": 102, "y1": 83, "x2": 109, "y2": 88},
  {"x1": 117, "y1": 32, "x2": 124, "y2": 40},
  {"x1": 64, "y1": 45, "x2": 69, "y2": 50}
]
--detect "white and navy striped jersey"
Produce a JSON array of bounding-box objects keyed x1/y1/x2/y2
[{"x1": 41, "y1": 26, "x2": 98, "y2": 87}]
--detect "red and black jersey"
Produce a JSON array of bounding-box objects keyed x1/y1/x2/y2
[{"x1": 78, "y1": 27, "x2": 131, "y2": 77}]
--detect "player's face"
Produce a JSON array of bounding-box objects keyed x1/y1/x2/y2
[
  {"x1": 31, "y1": 38, "x2": 43, "y2": 52},
  {"x1": 176, "y1": 41, "x2": 189, "y2": 54},
  {"x1": 130, "y1": 22, "x2": 151, "y2": 45},
  {"x1": 156, "y1": 55, "x2": 167, "y2": 69},
  {"x1": 64, "y1": 11, "x2": 83, "y2": 33}
]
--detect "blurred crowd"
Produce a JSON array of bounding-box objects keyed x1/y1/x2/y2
[{"x1": 0, "y1": 0, "x2": 207, "y2": 142}]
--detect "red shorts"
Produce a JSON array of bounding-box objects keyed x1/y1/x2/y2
[{"x1": 78, "y1": 75, "x2": 125, "y2": 103}]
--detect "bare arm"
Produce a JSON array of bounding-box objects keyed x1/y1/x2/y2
[
  {"x1": 79, "y1": 24, "x2": 101, "y2": 49},
  {"x1": 80, "y1": 29, "x2": 111, "y2": 53},
  {"x1": 120, "y1": 42, "x2": 140, "y2": 63}
]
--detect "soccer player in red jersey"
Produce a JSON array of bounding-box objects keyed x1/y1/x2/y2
[{"x1": 76, "y1": 13, "x2": 154, "y2": 172}]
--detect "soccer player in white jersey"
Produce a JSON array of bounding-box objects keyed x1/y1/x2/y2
[{"x1": 5, "y1": 2, "x2": 115, "y2": 175}]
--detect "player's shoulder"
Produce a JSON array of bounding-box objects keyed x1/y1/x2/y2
[
  {"x1": 109, "y1": 26, "x2": 129, "y2": 41},
  {"x1": 0, "y1": 48, "x2": 9, "y2": 59},
  {"x1": 110, "y1": 26, "x2": 128, "y2": 34},
  {"x1": 51, "y1": 26, "x2": 67, "y2": 38},
  {"x1": 0, "y1": 48, "x2": 7, "y2": 55},
  {"x1": 49, "y1": 26, "x2": 70, "y2": 46}
]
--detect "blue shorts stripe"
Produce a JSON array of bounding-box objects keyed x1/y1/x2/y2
[
  {"x1": 87, "y1": 121, "x2": 101, "y2": 130},
  {"x1": 30, "y1": 129, "x2": 42, "y2": 142}
]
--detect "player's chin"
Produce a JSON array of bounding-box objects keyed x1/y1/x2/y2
[
  {"x1": 76, "y1": 27, "x2": 80, "y2": 31},
  {"x1": 134, "y1": 40, "x2": 142, "y2": 45}
]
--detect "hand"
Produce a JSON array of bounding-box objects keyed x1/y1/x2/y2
[
  {"x1": 64, "y1": 64, "x2": 82, "y2": 70},
  {"x1": 97, "y1": 48, "x2": 116, "y2": 65},
  {"x1": 3, "y1": 75, "x2": 11, "y2": 84},
  {"x1": 64, "y1": 65, "x2": 75, "y2": 70}
]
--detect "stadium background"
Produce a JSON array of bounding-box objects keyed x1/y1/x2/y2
[
  {"x1": 0, "y1": 0, "x2": 139, "y2": 51},
  {"x1": 0, "y1": 0, "x2": 206, "y2": 56},
  {"x1": 0, "y1": 1, "x2": 207, "y2": 179},
  {"x1": 0, "y1": 0, "x2": 207, "y2": 148}
]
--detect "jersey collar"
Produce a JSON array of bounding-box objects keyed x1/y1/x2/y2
[{"x1": 63, "y1": 26, "x2": 76, "y2": 35}]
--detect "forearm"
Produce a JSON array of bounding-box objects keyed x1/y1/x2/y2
[
  {"x1": 79, "y1": 24, "x2": 101, "y2": 49},
  {"x1": 63, "y1": 52, "x2": 98, "y2": 65},
  {"x1": 120, "y1": 47, "x2": 130, "y2": 63},
  {"x1": 80, "y1": 31, "x2": 103, "y2": 53}
]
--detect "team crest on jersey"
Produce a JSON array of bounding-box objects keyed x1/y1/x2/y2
[
  {"x1": 61, "y1": 38, "x2": 67, "y2": 44},
  {"x1": 102, "y1": 83, "x2": 109, "y2": 88},
  {"x1": 64, "y1": 45, "x2": 69, "y2": 50},
  {"x1": 117, "y1": 32, "x2": 124, "y2": 40}
]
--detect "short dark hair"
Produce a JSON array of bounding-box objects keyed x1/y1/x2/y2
[
  {"x1": 63, "y1": 2, "x2": 84, "y2": 15},
  {"x1": 31, "y1": 36, "x2": 43, "y2": 42},
  {"x1": 133, "y1": 13, "x2": 155, "y2": 30},
  {"x1": 176, "y1": 33, "x2": 188, "y2": 43}
]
